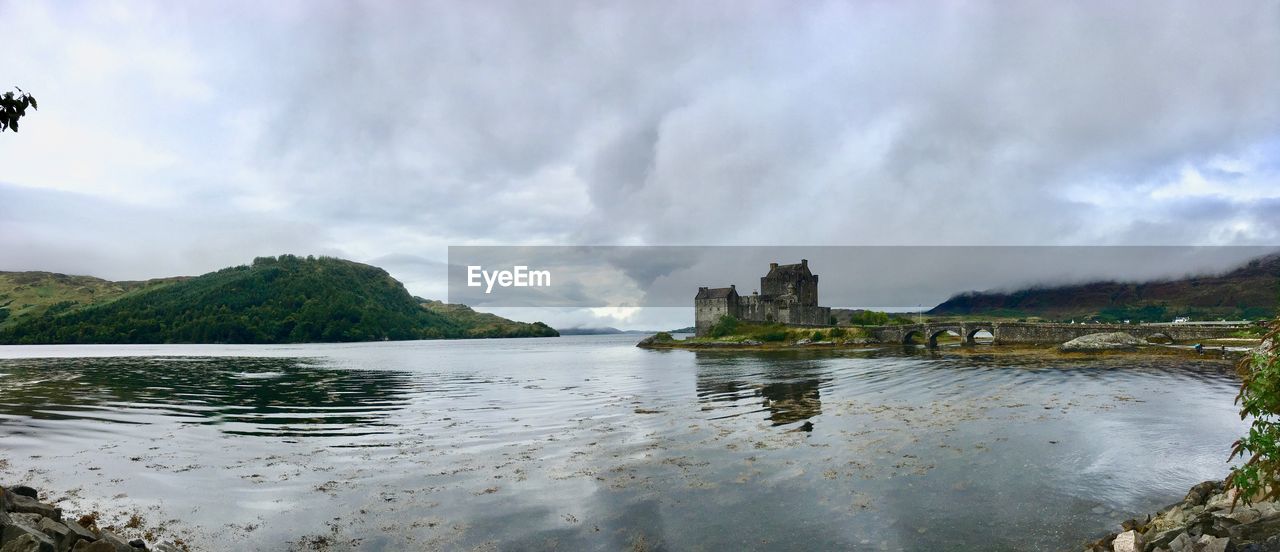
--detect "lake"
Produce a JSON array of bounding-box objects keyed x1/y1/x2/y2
[{"x1": 0, "y1": 335, "x2": 1247, "y2": 551}]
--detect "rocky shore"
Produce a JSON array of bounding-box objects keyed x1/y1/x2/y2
[
  {"x1": 0, "y1": 486, "x2": 183, "y2": 552},
  {"x1": 1085, "y1": 479, "x2": 1280, "y2": 552},
  {"x1": 1059, "y1": 332, "x2": 1147, "y2": 352}
]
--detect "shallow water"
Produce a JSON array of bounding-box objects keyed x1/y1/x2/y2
[{"x1": 0, "y1": 336, "x2": 1247, "y2": 551}]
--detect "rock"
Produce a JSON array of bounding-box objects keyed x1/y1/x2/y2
[
  {"x1": 1150, "y1": 505, "x2": 1188, "y2": 534},
  {"x1": 1185, "y1": 511, "x2": 1225, "y2": 538},
  {"x1": 0, "y1": 533, "x2": 56, "y2": 552},
  {"x1": 60, "y1": 521, "x2": 95, "y2": 549},
  {"x1": 1206, "y1": 489, "x2": 1241, "y2": 512},
  {"x1": 95, "y1": 531, "x2": 132, "y2": 552},
  {"x1": 126, "y1": 540, "x2": 145, "y2": 550},
  {"x1": 34, "y1": 518, "x2": 78, "y2": 552},
  {"x1": 794, "y1": 338, "x2": 812, "y2": 345},
  {"x1": 6, "y1": 496, "x2": 59, "y2": 522},
  {"x1": 6, "y1": 490, "x2": 35, "y2": 503},
  {"x1": 1217, "y1": 506, "x2": 1261, "y2": 525},
  {"x1": 1165, "y1": 532, "x2": 1192, "y2": 551},
  {"x1": 1196, "y1": 534, "x2": 1230, "y2": 552},
  {"x1": 2, "y1": 513, "x2": 40, "y2": 544},
  {"x1": 1145, "y1": 529, "x2": 1184, "y2": 550},
  {"x1": 1058, "y1": 332, "x2": 1146, "y2": 352},
  {"x1": 1239, "y1": 534, "x2": 1280, "y2": 551},
  {"x1": 71, "y1": 542, "x2": 117, "y2": 552},
  {"x1": 0, "y1": 516, "x2": 56, "y2": 552},
  {"x1": 1231, "y1": 513, "x2": 1280, "y2": 543},
  {"x1": 1113, "y1": 529, "x2": 1143, "y2": 552},
  {"x1": 1184, "y1": 481, "x2": 1224, "y2": 508},
  {"x1": 636, "y1": 333, "x2": 675, "y2": 347},
  {"x1": 148, "y1": 543, "x2": 181, "y2": 552}
]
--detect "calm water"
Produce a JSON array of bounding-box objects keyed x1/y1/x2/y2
[{"x1": 0, "y1": 335, "x2": 1247, "y2": 551}]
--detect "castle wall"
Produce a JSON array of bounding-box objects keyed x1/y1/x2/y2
[
  {"x1": 736, "y1": 295, "x2": 779, "y2": 323},
  {"x1": 695, "y1": 262, "x2": 830, "y2": 335},
  {"x1": 695, "y1": 297, "x2": 737, "y2": 336}
]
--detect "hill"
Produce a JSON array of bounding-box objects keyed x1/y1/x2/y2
[
  {"x1": 556, "y1": 327, "x2": 626, "y2": 335},
  {"x1": 0, "y1": 255, "x2": 557, "y2": 344},
  {"x1": 928, "y1": 253, "x2": 1280, "y2": 322},
  {"x1": 0, "y1": 271, "x2": 183, "y2": 330}
]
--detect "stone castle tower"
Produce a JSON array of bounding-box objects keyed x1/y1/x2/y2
[{"x1": 694, "y1": 260, "x2": 831, "y2": 336}]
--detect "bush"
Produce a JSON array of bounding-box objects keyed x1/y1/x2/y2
[
  {"x1": 1228, "y1": 321, "x2": 1280, "y2": 505},
  {"x1": 848, "y1": 310, "x2": 891, "y2": 326},
  {"x1": 829, "y1": 326, "x2": 846, "y2": 338},
  {"x1": 707, "y1": 315, "x2": 740, "y2": 338},
  {"x1": 812, "y1": 330, "x2": 824, "y2": 341},
  {"x1": 651, "y1": 332, "x2": 674, "y2": 342},
  {"x1": 757, "y1": 329, "x2": 787, "y2": 342}
]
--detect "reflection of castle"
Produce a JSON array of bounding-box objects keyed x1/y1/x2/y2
[
  {"x1": 758, "y1": 380, "x2": 822, "y2": 426},
  {"x1": 694, "y1": 260, "x2": 831, "y2": 336},
  {"x1": 695, "y1": 358, "x2": 824, "y2": 428}
]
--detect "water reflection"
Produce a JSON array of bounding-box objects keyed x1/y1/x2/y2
[
  {"x1": 0, "y1": 356, "x2": 415, "y2": 438},
  {"x1": 0, "y1": 338, "x2": 1252, "y2": 551},
  {"x1": 694, "y1": 352, "x2": 828, "y2": 427}
]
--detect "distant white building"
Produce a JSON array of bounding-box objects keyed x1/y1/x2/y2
[{"x1": 1173, "y1": 317, "x2": 1191, "y2": 324}]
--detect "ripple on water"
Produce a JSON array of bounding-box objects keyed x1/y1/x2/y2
[{"x1": 0, "y1": 340, "x2": 1249, "y2": 551}]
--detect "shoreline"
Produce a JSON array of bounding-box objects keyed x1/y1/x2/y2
[
  {"x1": 638, "y1": 335, "x2": 1254, "y2": 361},
  {"x1": 1083, "y1": 478, "x2": 1280, "y2": 551},
  {"x1": 1, "y1": 485, "x2": 187, "y2": 552}
]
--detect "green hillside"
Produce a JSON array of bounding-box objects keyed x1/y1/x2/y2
[
  {"x1": 0, "y1": 255, "x2": 557, "y2": 344},
  {"x1": 0, "y1": 271, "x2": 181, "y2": 329},
  {"x1": 929, "y1": 253, "x2": 1280, "y2": 322}
]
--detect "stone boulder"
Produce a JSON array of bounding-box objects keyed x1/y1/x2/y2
[
  {"x1": 1112, "y1": 529, "x2": 1143, "y2": 552},
  {"x1": 0, "y1": 533, "x2": 56, "y2": 552},
  {"x1": 636, "y1": 332, "x2": 675, "y2": 347},
  {"x1": 4, "y1": 496, "x2": 59, "y2": 523},
  {"x1": 1059, "y1": 332, "x2": 1146, "y2": 352}
]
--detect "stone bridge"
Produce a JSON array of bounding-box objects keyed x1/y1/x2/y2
[{"x1": 866, "y1": 321, "x2": 1253, "y2": 347}]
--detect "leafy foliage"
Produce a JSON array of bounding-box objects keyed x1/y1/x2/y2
[
  {"x1": 1228, "y1": 320, "x2": 1280, "y2": 505},
  {"x1": 1, "y1": 88, "x2": 37, "y2": 132},
  {"x1": 0, "y1": 255, "x2": 557, "y2": 344},
  {"x1": 847, "y1": 310, "x2": 891, "y2": 326},
  {"x1": 707, "y1": 314, "x2": 740, "y2": 338}
]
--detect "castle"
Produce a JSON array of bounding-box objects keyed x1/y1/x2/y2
[{"x1": 694, "y1": 260, "x2": 832, "y2": 336}]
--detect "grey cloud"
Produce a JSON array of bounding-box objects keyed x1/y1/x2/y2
[{"x1": 2, "y1": 1, "x2": 1279, "y2": 328}]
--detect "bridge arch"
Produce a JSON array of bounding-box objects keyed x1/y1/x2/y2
[
  {"x1": 964, "y1": 325, "x2": 995, "y2": 344},
  {"x1": 902, "y1": 329, "x2": 925, "y2": 345},
  {"x1": 928, "y1": 329, "x2": 961, "y2": 347}
]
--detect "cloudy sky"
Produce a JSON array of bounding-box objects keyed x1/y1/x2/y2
[{"x1": 2, "y1": 1, "x2": 1278, "y2": 329}]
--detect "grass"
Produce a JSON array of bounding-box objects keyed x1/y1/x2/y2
[
  {"x1": 0, "y1": 271, "x2": 180, "y2": 330},
  {"x1": 682, "y1": 322, "x2": 872, "y2": 345}
]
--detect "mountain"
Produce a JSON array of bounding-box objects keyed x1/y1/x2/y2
[
  {"x1": 556, "y1": 327, "x2": 625, "y2": 335},
  {"x1": 0, "y1": 255, "x2": 557, "y2": 344},
  {"x1": 928, "y1": 253, "x2": 1280, "y2": 322}
]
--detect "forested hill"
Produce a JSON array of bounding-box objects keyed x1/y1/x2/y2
[
  {"x1": 0, "y1": 255, "x2": 557, "y2": 344},
  {"x1": 928, "y1": 253, "x2": 1280, "y2": 322}
]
